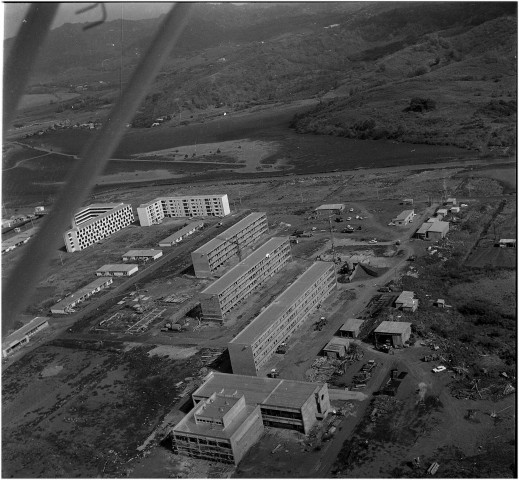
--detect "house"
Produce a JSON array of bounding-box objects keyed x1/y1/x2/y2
[
  {"x1": 445, "y1": 198, "x2": 457, "y2": 206},
  {"x1": 450, "y1": 206, "x2": 460, "y2": 213},
  {"x1": 426, "y1": 221, "x2": 449, "y2": 241},
  {"x1": 434, "y1": 299, "x2": 446, "y2": 308},
  {"x1": 436, "y1": 208, "x2": 448, "y2": 217},
  {"x1": 392, "y1": 210, "x2": 414, "y2": 226},
  {"x1": 2, "y1": 317, "x2": 49, "y2": 357},
  {"x1": 395, "y1": 291, "x2": 418, "y2": 312},
  {"x1": 315, "y1": 204, "x2": 345, "y2": 216},
  {"x1": 339, "y1": 318, "x2": 364, "y2": 338},
  {"x1": 402, "y1": 198, "x2": 414, "y2": 205},
  {"x1": 95, "y1": 264, "x2": 139, "y2": 277},
  {"x1": 497, "y1": 239, "x2": 516, "y2": 248},
  {"x1": 374, "y1": 321, "x2": 412, "y2": 348},
  {"x1": 323, "y1": 337, "x2": 350, "y2": 359}
]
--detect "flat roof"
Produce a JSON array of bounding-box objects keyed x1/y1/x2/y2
[
  {"x1": 340, "y1": 318, "x2": 364, "y2": 331},
  {"x1": 77, "y1": 202, "x2": 123, "y2": 211},
  {"x1": 196, "y1": 394, "x2": 240, "y2": 419},
  {"x1": 436, "y1": 208, "x2": 448, "y2": 214},
  {"x1": 230, "y1": 262, "x2": 334, "y2": 345},
  {"x1": 52, "y1": 278, "x2": 112, "y2": 310},
  {"x1": 394, "y1": 210, "x2": 414, "y2": 221},
  {"x1": 160, "y1": 221, "x2": 204, "y2": 244},
  {"x1": 374, "y1": 321, "x2": 412, "y2": 335},
  {"x1": 139, "y1": 194, "x2": 227, "y2": 208},
  {"x1": 426, "y1": 221, "x2": 449, "y2": 233},
  {"x1": 97, "y1": 264, "x2": 138, "y2": 272},
  {"x1": 426, "y1": 217, "x2": 439, "y2": 223},
  {"x1": 193, "y1": 372, "x2": 323, "y2": 409},
  {"x1": 2, "y1": 227, "x2": 38, "y2": 248},
  {"x1": 192, "y1": 212, "x2": 266, "y2": 255},
  {"x1": 123, "y1": 249, "x2": 162, "y2": 257},
  {"x1": 70, "y1": 203, "x2": 130, "y2": 230},
  {"x1": 315, "y1": 204, "x2": 344, "y2": 211},
  {"x1": 499, "y1": 238, "x2": 516, "y2": 243},
  {"x1": 416, "y1": 222, "x2": 434, "y2": 235},
  {"x1": 324, "y1": 336, "x2": 350, "y2": 351},
  {"x1": 2, "y1": 317, "x2": 49, "y2": 347},
  {"x1": 201, "y1": 237, "x2": 288, "y2": 295},
  {"x1": 395, "y1": 291, "x2": 415, "y2": 302}
]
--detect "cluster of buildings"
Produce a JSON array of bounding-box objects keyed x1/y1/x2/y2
[
  {"x1": 63, "y1": 194, "x2": 230, "y2": 253},
  {"x1": 415, "y1": 200, "x2": 457, "y2": 240}
]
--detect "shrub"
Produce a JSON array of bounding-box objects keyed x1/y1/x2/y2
[{"x1": 404, "y1": 97, "x2": 436, "y2": 113}]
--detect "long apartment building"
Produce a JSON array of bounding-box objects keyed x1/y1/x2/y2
[
  {"x1": 170, "y1": 372, "x2": 330, "y2": 464},
  {"x1": 63, "y1": 203, "x2": 134, "y2": 252},
  {"x1": 228, "y1": 262, "x2": 336, "y2": 376},
  {"x1": 191, "y1": 212, "x2": 268, "y2": 278},
  {"x1": 137, "y1": 194, "x2": 230, "y2": 226},
  {"x1": 200, "y1": 237, "x2": 292, "y2": 322}
]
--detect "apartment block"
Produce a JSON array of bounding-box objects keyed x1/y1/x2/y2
[
  {"x1": 228, "y1": 262, "x2": 336, "y2": 376},
  {"x1": 191, "y1": 372, "x2": 330, "y2": 434},
  {"x1": 63, "y1": 203, "x2": 134, "y2": 252},
  {"x1": 191, "y1": 212, "x2": 269, "y2": 278},
  {"x1": 137, "y1": 194, "x2": 230, "y2": 226},
  {"x1": 200, "y1": 237, "x2": 292, "y2": 322}
]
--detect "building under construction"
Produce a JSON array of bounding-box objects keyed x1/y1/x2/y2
[
  {"x1": 191, "y1": 212, "x2": 268, "y2": 278},
  {"x1": 199, "y1": 237, "x2": 292, "y2": 322},
  {"x1": 228, "y1": 262, "x2": 336, "y2": 376}
]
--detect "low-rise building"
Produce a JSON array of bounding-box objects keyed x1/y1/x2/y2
[
  {"x1": 445, "y1": 197, "x2": 457, "y2": 206},
  {"x1": 392, "y1": 210, "x2": 414, "y2": 226},
  {"x1": 426, "y1": 221, "x2": 449, "y2": 241},
  {"x1": 1, "y1": 228, "x2": 35, "y2": 254},
  {"x1": 436, "y1": 208, "x2": 448, "y2": 217},
  {"x1": 395, "y1": 291, "x2": 418, "y2": 312},
  {"x1": 497, "y1": 239, "x2": 516, "y2": 248},
  {"x1": 159, "y1": 221, "x2": 204, "y2": 247},
  {"x1": 374, "y1": 321, "x2": 412, "y2": 348},
  {"x1": 228, "y1": 262, "x2": 336, "y2": 376},
  {"x1": 191, "y1": 372, "x2": 330, "y2": 434},
  {"x1": 96, "y1": 264, "x2": 139, "y2": 277},
  {"x1": 51, "y1": 278, "x2": 113, "y2": 314},
  {"x1": 323, "y1": 337, "x2": 350, "y2": 359},
  {"x1": 122, "y1": 249, "x2": 163, "y2": 262},
  {"x1": 339, "y1": 318, "x2": 364, "y2": 338},
  {"x1": 200, "y1": 237, "x2": 292, "y2": 322},
  {"x1": 315, "y1": 204, "x2": 345, "y2": 215},
  {"x1": 450, "y1": 206, "x2": 460, "y2": 213},
  {"x1": 402, "y1": 198, "x2": 414, "y2": 205},
  {"x1": 2, "y1": 317, "x2": 49, "y2": 357}
]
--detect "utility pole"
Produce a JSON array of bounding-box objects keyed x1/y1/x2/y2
[{"x1": 328, "y1": 215, "x2": 335, "y2": 258}]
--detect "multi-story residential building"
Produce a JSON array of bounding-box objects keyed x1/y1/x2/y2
[
  {"x1": 63, "y1": 203, "x2": 134, "y2": 252},
  {"x1": 136, "y1": 194, "x2": 230, "y2": 226},
  {"x1": 191, "y1": 212, "x2": 268, "y2": 278},
  {"x1": 200, "y1": 237, "x2": 292, "y2": 322},
  {"x1": 228, "y1": 262, "x2": 336, "y2": 376},
  {"x1": 51, "y1": 277, "x2": 113, "y2": 314}
]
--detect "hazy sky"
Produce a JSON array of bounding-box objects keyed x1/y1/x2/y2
[{"x1": 3, "y1": 3, "x2": 174, "y2": 39}]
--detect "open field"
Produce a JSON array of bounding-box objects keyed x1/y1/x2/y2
[{"x1": 17, "y1": 93, "x2": 80, "y2": 110}]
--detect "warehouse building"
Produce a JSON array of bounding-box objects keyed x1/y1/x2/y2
[
  {"x1": 191, "y1": 372, "x2": 330, "y2": 434},
  {"x1": 426, "y1": 221, "x2": 449, "y2": 241},
  {"x1": 200, "y1": 237, "x2": 292, "y2": 322},
  {"x1": 2, "y1": 317, "x2": 49, "y2": 358},
  {"x1": 191, "y1": 212, "x2": 269, "y2": 278},
  {"x1": 159, "y1": 221, "x2": 204, "y2": 247},
  {"x1": 374, "y1": 321, "x2": 412, "y2": 348},
  {"x1": 96, "y1": 264, "x2": 139, "y2": 277},
  {"x1": 63, "y1": 203, "x2": 134, "y2": 252},
  {"x1": 315, "y1": 204, "x2": 345, "y2": 215},
  {"x1": 137, "y1": 194, "x2": 230, "y2": 226},
  {"x1": 395, "y1": 291, "x2": 418, "y2": 312},
  {"x1": 339, "y1": 318, "x2": 364, "y2": 338},
  {"x1": 51, "y1": 278, "x2": 113, "y2": 314},
  {"x1": 228, "y1": 262, "x2": 336, "y2": 376},
  {"x1": 122, "y1": 249, "x2": 163, "y2": 262},
  {"x1": 171, "y1": 392, "x2": 264, "y2": 465},
  {"x1": 392, "y1": 209, "x2": 415, "y2": 226}
]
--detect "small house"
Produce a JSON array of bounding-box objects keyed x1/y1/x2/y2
[
  {"x1": 96, "y1": 264, "x2": 139, "y2": 277},
  {"x1": 426, "y1": 221, "x2": 449, "y2": 241},
  {"x1": 395, "y1": 291, "x2": 418, "y2": 312},
  {"x1": 122, "y1": 249, "x2": 163, "y2": 262},
  {"x1": 339, "y1": 318, "x2": 364, "y2": 338},
  {"x1": 497, "y1": 239, "x2": 516, "y2": 248},
  {"x1": 434, "y1": 299, "x2": 446, "y2": 308},
  {"x1": 323, "y1": 337, "x2": 350, "y2": 359},
  {"x1": 436, "y1": 208, "x2": 448, "y2": 217},
  {"x1": 445, "y1": 198, "x2": 457, "y2": 206},
  {"x1": 374, "y1": 321, "x2": 412, "y2": 348},
  {"x1": 392, "y1": 210, "x2": 414, "y2": 226},
  {"x1": 402, "y1": 198, "x2": 414, "y2": 205}
]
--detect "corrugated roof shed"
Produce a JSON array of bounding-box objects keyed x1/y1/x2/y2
[
  {"x1": 374, "y1": 321, "x2": 412, "y2": 335},
  {"x1": 97, "y1": 264, "x2": 138, "y2": 272},
  {"x1": 159, "y1": 221, "x2": 204, "y2": 245},
  {"x1": 201, "y1": 237, "x2": 288, "y2": 295},
  {"x1": 52, "y1": 278, "x2": 112, "y2": 311},
  {"x1": 426, "y1": 221, "x2": 449, "y2": 233},
  {"x1": 340, "y1": 318, "x2": 364, "y2": 332},
  {"x1": 229, "y1": 262, "x2": 334, "y2": 345}
]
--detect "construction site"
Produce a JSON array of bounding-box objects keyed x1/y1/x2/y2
[{"x1": 2, "y1": 161, "x2": 516, "y2": 478}]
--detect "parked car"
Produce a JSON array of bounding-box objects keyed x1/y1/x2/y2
[
  {"x1": 432, "y1": 365, "x2": 447, "y2": 373},
  {"x1": 369, "y1": 239, "x2": 378, "y2": 244}
]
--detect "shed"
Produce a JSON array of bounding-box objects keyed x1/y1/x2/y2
[
  {"x1": 426, "y1": 221, "x2": 449, "y2": 241},
  {"x1": 374, "y1": 321, "x2": 412, "y2": 348},
  {"x1": 315, "y1": 204, "x2": 345, "y2": 215},
  {"x1": 415, "y1": 222, "x2": 434, "y2": 239},
  {"x1": 497, "y1": 239, "x2": 516, "y2": 248},
  {"x1": 395, "y1": 291, "x2": 418, "y2": 312},
  {"x1": 436, "y1": 208, "x2": 448, "y2": 216},
  {"x1": 323, "y1": 337, "x2": 350, "y2": 359},
  {"x1": 434, "y1": 299, "x2": 446, "y2": 308},
  {"x1": 450, "y1": 206, "x2": 460, "y2": 213},
  {"x1": 339, "y1": 318, "x2": 364, "y2": 338},
  {"x1": 122, "y1": 249, "x2": 163, "y2": 262},
  {"x1": 2, "y1": 317, "x2": 49, "y2": 357}
]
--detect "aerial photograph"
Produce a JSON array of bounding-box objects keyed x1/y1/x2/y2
[{"x1": 2, "y1": 1, "x2": 517, "y2": 478}]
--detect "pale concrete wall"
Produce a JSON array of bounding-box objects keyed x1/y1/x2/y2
[
  {"x1": 230, "y1": 406, "x2": 264, "y2": 464},
  {"x1": 228, "y1": 343, "x2": 258, "y2": 376}
]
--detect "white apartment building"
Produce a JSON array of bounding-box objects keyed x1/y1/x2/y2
[
  {"x1": 137, "y1": 194, "x2": 230, "y2": 226},
  {"x1": 200, "y1": 237, "x2": 292, "y2": 322},
  {"x1": 63, "y1": 203, "x2": 134, "y2": 252},
  {"x1": 228, "y1": 262, "x2": 336, "y2": 376},
  {"x1": 191, "y1": 212, "x2": 268, "y2": 278}
]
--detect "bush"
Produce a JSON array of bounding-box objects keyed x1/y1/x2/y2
[{"x1": 404, "y1": 97, "x2": 436, "y2": 113}]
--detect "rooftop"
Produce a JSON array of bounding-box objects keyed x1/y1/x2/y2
[
  {"x1": 340, "y1": 318, "x2": 364, "y2": 331},
  {"x1": 123, "y1": 249, "x2": 162, "y2": 257},
  {"x1": 97, "y1": 264, "x2": 138, "y2": 272},
  {"x1": 201, "y1": 237, "x2": 289, "y2": 295},
  {"x1": 396, "y1": 291, "x2": 415, "y2": 303},
  {"x1": 374, "y1": 320, "x2": 412, "y2": 335},
  {"x1": 416, "y1": 222, "x2": 434, "y2": 235},
  {"x1": 2, "y1": 227, "x2": 37, "y2": 248},
  {"x1": 193, "y1": 372, "x2": 324, "y2": 410},
  {"x1": 229, "y1": 262, "x2": 334, "y2": 345},
  {"x1": 160, "y1": 221, "x2": 204, "y2": 244},
  {"x1": 394, "y1": 210, "x2": 414, "y2": 221},
  {"x1": 139, "y1": 194, "x2": 227, "y2": 208},
  {"x1": 70, "y1": 203, "x2": 130, "y2": 230},
  {"x1": 192, "y1": 212, "x2": 266, "y2": 255},
  {"x1": 2, "y1": 317, "x2": 49, "y2": 347},
  {"x1": 315, "y1": 204, "x2": 345, "y2": 211},
  {"x1": 195, "y1": 394, "x2": 240, "y2": 420},
  {"x1": 52, "y1": 278, "x2": 112, "y2": 310},
  {"x1": 324, "y1": 336, "x2": 350, "y2": 351},
  {"x1": 426, "y1": 221, "x2": 449, "y2": 233}
]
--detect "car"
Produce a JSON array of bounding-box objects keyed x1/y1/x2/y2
[
  {"x1": 346, "y1": 217, "x2": 352, "y2": 221},
  {"x1": 369, "y1": 239, "x2": 378, "y2": 244},
  {"x1": 349, "y1": 208, "x2": 354, "y2": 212},
  {"x1": 432, "y1": 366, "x2": 447, "y2": 373}
]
